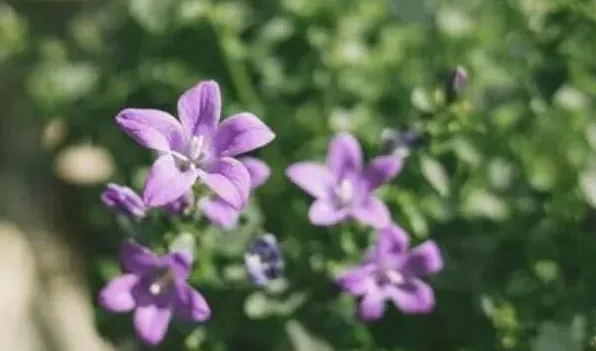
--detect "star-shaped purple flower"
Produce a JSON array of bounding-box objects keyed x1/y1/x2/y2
[
  {"x1": 200, "y1": 156, "x2": 271, "y2": 229},
  {"x1": 286, "y1": 133, "x2": 401, "y2": 228},
  {"x1": 101, "y1": 183, "x2": 147, "y2": 221},
  {"x1": 98, "y1": 240, "x2": 211, "y2": 346},
  {"x1": 116, "y1": 80, "x2": 275, "y2": 210},
  {"x1": 336, "y1": 224, "x2": 443, "y2": 321}
]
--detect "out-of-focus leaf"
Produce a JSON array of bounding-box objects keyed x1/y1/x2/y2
[
  {"x1": 420, "y1": 155, "x2": 450, "y2": 197},
  {"x1": 285, "y1": 319, "x2": 334, "y2": 351}
]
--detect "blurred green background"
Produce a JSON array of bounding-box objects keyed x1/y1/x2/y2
[{"x1": 2, "y1": 0, "x2": 596, "y2": 350}]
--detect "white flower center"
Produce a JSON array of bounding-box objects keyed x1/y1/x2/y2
[
  {"x1": 384, "y1": 269, "x2": 404, "y2": 285},
  {"x1": 148, "y1": 268, "x2": 175, "y2": 296},
  {"x1": 188, "y1": 135, "x2": 205, "y2": 161},
  {"x1": 171, "y1": 135, "x2": 208, "y2": 171},
  {"x1": 335, "y1": 179, "x2": 354, "y2": 206}
]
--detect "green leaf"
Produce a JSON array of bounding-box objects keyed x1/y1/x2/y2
[
  {"x1": 420, "y1": 156, "x2": 450, "y2": 197},
  {"x1": 285, "y1": 319, "x2": 334, "y2": 351}
]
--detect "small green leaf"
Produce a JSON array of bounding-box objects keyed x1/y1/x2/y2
[{"x1": 420, "y1": 156, "x2": 450, "y2": 197}]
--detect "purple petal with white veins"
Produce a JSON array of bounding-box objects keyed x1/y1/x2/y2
[
  {"x1": 402, "y1": 240, "x2": 444, "y2": 276},
  {"x1": 358, "y1": 287, "x2": 386, "y2": 321},
  {"x1": 203, "y1": 157, "x2": 250, "y2": 210},
  {"x1": 133, "y1": 304, "x2": 173, "y2": 346},
  {"x1": 240, "y1": 157, "x2": 271, "y2": 188},
  {"x1": 375, "y1": 224, "x2": 410, "y2": 262},
  {"x1": 336, "y1": 264, "x2": 376, "y2": 296},
  {"x1": 212, "y1": 113, "x2": 275, "y2": 157},
  {"x1": 116, "y1": 108, "x2": 186, "y2": 152},
  {"x1": 200, "y1": 197, "x2": 241, "y2": 229},
  {"x1": 143, "y1": 155, "x2": 198, "y2": 208},
  {"x1": 308, "y1": 199, "x2": 349, "y2": 226},
  {"x1": 362, "y1": 155, "x2": 402, "y2": 191},
  {"x1": 177, "y1": 80, "x2": 221, "y2": 137},
  {"x1": 174, "y1": 283, "x2": 211, "y2": 322},
  {"x1": 286, "y1": 162, "x2": 334, "y2": 199},
  {"x1": 120, "y1": 240, "x2": 159, "y2": 275},
  {"x1": 387, "y1": 279, "x2": 435, "y2": 314},
  {"x1": 98, "y1": 274, "x2": 139, "y2": 313},
  {"x1": 351, "y1": 196, "x2": 391, "y2": 228},
  {"x1": 327, "y1": 133, "x2": 363, "y2": 180}
]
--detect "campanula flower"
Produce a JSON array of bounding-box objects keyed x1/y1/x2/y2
[
  {"x1": 200, "y1": 156, "x2": 271, "y2": 229},
  {"x1": 99, "y1": 240, "x2": 210, "y2": 345},
  {"x1": 116, "y1": 80, "x2": 275, "y2": 209},
  {"x1": 243, "y1": 234, "x2": 284, "y2": 286},
  {"x1": 286, "y1": 133, "x2": 401, "y2": 228},
  {"x1": 101, "y1": 183, "x2": 147, "y2": 221},
  {"x1": 336, "y1": 224, "x2": 443, "y2": 321}
]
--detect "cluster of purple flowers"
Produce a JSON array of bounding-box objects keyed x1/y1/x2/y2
[{"x1": 99, "y1": 79, "x2": 445, "y2": 345}]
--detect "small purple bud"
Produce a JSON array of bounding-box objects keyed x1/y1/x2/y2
[
  {"x1": 381, "y1": 128, "x2": 425, "y2": 158},
  {"x1": 101, "y1": 183, "x2": 147, "y2": 221},
  {"x1": 244, "y1": 234, "x2": 284, "y2": 286},
  {"x1": 445, "y1": 65, "x2": 468, "y2": 103},
  {"x1": 163, "y1": 192, "x2": 195, "y2": 217}
]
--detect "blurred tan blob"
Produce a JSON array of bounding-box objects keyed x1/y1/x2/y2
[
  {"x1": 54, "y1": 144, "x2": 114, "y2": 185},
  {"x1": 41, "y1": 118, "x2": 68, "y2": 150}
]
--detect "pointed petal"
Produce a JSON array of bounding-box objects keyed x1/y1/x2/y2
[
  {"x1": 285, "y1": 162, "x2": 334, "y2": 199},
  {"x1": 174, "y1": 283, "x2": 211, "y2": 322},
  {"x1": 164, "y1": 252, "x2": 193, "y2": 281},
  {"x1": 402, "y1": 240, "x2": 444, "y2": 276},
  {"x1": 120, "y1": 240, "x2": 159, "y2": 275},
  {"x1": 362, "y1": 155, "x2": 403, "y2": 191},
  {"x1": 376, "y1": 223, "x2": 410, "y2": 258},
  {"x1": 203, "y1": 157, "x2": 250, "y2": 210},
  {"x1": 143, "y1": 155, "x2": 198, "y2": 207},
  {"x1": 240, "y1": 157, "x2": 271, "y2": 188},
  {"x1": 327, "y1": 133, "x2": 363, "y2": 180},
  {"x1": 133, "y1": 304, "x2": 173, "y2": 346},
  {"x1": 98, "y1": 274, "x2": 139, "y2": 313},
  {"x1": 351, "y1": 196, "x2": 391, "y2": 228},
  {"x1": 358, "y1": 287, "x2": 386, "y2": 321},
  {"x1": 387, "y1": 279, "x2": 435, "y2": 314},
  {"x1": 336, "y1": 264, "x2": 376, "y2": 295},
  {"x1": 212, "y1": 113, "x2": 275, "y2": 157},
  {"x1": 308, "y1": 199, "x2": 349, "y2": 226},
  {"x1": 177, "y1": 80, "x2": 221, "y2": 137},
  {"x1": 116, "y1": 108, "x2": 186, "y2": 151},
  {"x1": 199, "y1": 197, "x2": 241, "y2": 229}
]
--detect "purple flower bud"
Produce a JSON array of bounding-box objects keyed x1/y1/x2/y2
[
  {"x1": 244, "y1": 234, "x2": 284, "y2": 286},
  {"x1": 445, "y1": 65, "x2": 468, "y2": 103},
  {"x1": 101, "y1": 183, "x2": 147, "y2": 221}
]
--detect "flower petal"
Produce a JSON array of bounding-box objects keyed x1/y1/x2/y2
[
  {"x1": 163, "y1": 192, "x2": 194, "y2": 217},
  {"x1": 174, "y1": 283, "x2": 211, "y2": 322},
  {"x1": 98, "y1": 274, "x2": 139, "y2": 313},
  {"x1": 199, "y1": 197, "x2": 241, "y2": 229},
  {"x1": 285, "y1": 162, "x2": 334, "y2": 199},
  {"x1": 376, "y1": 223, "x2": 410, "y2": 258},
  {"x1": 308, "y1": 199, "x2": 349, "y2": 226},
  {"x1": 101, "y1": 183, "x2": 146, "y2": 221},
  {"x1": 336, "y1": 264, "x2": 376, "y2": 296},
  {"x1": 402, "y1": 240, "x2": 444, "y2": 276},
  {"x1": 240, "y1": 157, "x2": 271, "y2": 188},
  {"x1": 133, "y1": 304, "x2": 173, "y2": 346},
  {"x1": 351, "y1": 196, "x2": 391, "y2": 228},
  {"x1": 203, "y1": 157, "x2": 250, "y2": 210},
  {"x1": 358, "y1": 287, "x2": 386, "y2": 321},
  {"x1": 212, "y1": 113, "x2": 275, "y2": 157},
  {"x1": 116, "y1": 108, "x2": 186, "y2": 151},
  {"x1": 164, "y1": 252, "x2": 193, "y2": 282},
  {"x1": 120, "y1": 240, "x2": 159, "y2": 275},
  {"x1": 143, "y1": 155, "x2": 198, "y2": 207},
  {"x1": 387, "y1": 279, "x2": 435, "y2": 314},
  {"x1": 177, "y1": 80, "x2": 221, "y2": 137},
  {"x1": 327, "y1": 133, "x2": 363, "y2": 180},
  {"x1": 362, "y1": 155, "x2": 403, "y2": 191}
]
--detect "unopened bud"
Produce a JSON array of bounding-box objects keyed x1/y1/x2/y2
[
  {"x1": 445, "y1": 65, "x2": 468, "y2": 104},
  {"x1": 380, "y1": 128, "x2": 425, "y2": 158}
]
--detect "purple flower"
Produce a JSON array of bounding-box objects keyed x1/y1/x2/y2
[
  {"x1": 163, "y1": 192, "x2": 195, "y2": 217},
  {"x1": 286, "y1": 133, "x2": 401, "y2": 228},
  {"x1": 336, "y1": 224, "x2": 443, "y2": 321},
  {"x1": 116, "y1": 80, "x2": 275, "y2": 210},
  {"x1": 199, "y1": 157, "x2": 271, "y2": 229},
  {"x1": 98, "y1": 240, "x2": 210, "y2": 345},
  {"x1": 244, "y1": 234, "x2": 284, "y2": 286},
  {"x1": 101, "y1": 183, "x2": 147, "y2": 221}
]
